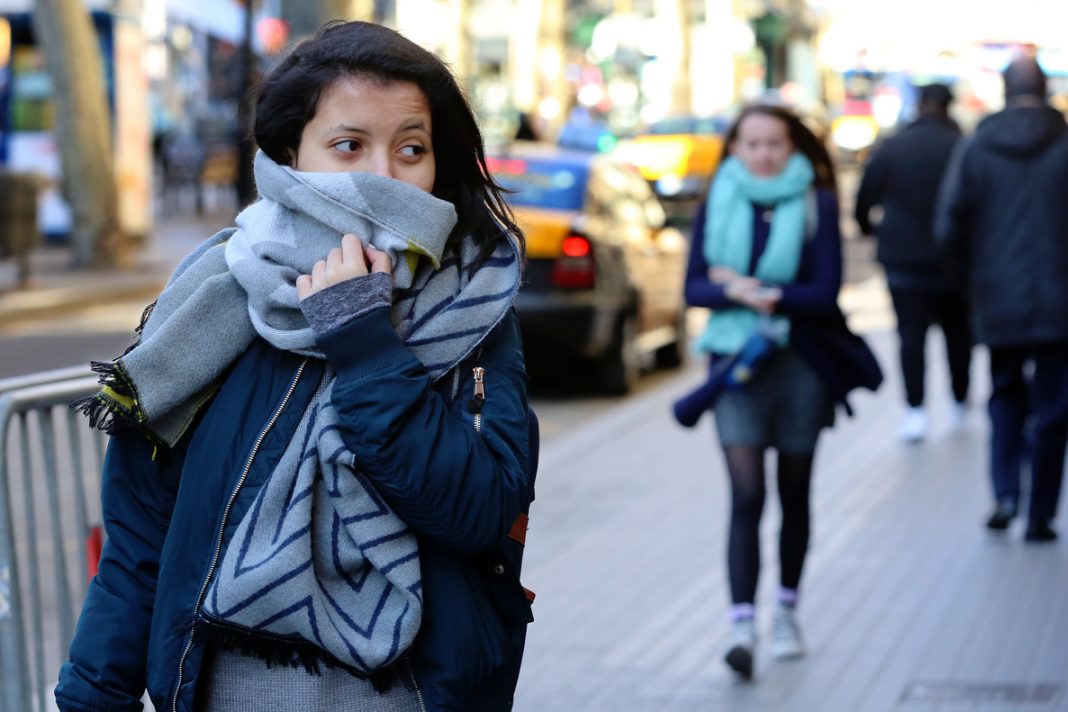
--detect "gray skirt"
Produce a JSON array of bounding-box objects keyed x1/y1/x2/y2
[
  {"x1": 713, "y1": 348, "x2": 833, "y2": 453},
  {"x1": 197, "y1": 649, "x2": 424, "y2": 712}
]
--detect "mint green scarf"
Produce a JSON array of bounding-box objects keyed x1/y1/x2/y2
[{"x1": 696, "y1": 153, "x2": 814, "y2": 355}]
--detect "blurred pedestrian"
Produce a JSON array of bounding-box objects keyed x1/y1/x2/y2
[
  {"x1": 855, "y1": 83, "x2": 971, "y2": 443},
  {"x1": 934, "y1": 57, "x2": 1068, "y2": 543},
  {"x1": 684, "y1": 104, "x2": 880, "y2": 680},
  {"x1": 57, "y1": 21, "x2": 536, "y2": 711}
]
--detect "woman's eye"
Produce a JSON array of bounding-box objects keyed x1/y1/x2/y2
[
  {"x1": 334, "y1": 140, "x2": 360, "y2": 154},
  {"x1": 399, "y1": 145, "x2": 426, "y2": 158}
]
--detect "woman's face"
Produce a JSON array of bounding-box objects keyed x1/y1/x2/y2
[
  {"x1": 730, "y1": 113, "x2": 794, "y2": 178},
  {"x1": 295, "y1": 75, "x2": 436, "y2": 193}
]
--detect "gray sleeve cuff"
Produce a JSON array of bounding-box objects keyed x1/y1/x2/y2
[{"x1": 300, "y1": 272, "x2": 393, "y2": 336}]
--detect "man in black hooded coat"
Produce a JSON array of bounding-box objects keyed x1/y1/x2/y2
[
  {"x1": 856, "y1": 83, "x2": 971, "y2": 444},
  {"x1": 934, "y1": 57, "x2": 1068, "y2": 542}
]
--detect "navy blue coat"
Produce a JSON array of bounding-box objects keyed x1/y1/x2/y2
[
  {"x1": 55, "y1": 306, "x2": 535, "y2": 712},
  {"x1": 686, "y1": 190, "x2": 882, "y2": 413},
  {"x1": 934, "y1": 105, "x2": 1068, "y2": 347}
]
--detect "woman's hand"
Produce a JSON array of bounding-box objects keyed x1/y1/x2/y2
[
  {"x1": 726, "y1": 280, "x2": 781, "y2": 314},
  {"x1": 709, "y1": 266, "x2": 743, "y2": 283},
  {"x1": 296, "y1": 233, "x2": 392, "y2": 301}
]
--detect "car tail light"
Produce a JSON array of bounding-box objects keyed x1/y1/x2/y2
[
  {"x1": 551, "y1": 234, "x2": 595, "y2": 289},
  {"x1": 561, "y1": 235, "x2": 591, "y2": 257}
]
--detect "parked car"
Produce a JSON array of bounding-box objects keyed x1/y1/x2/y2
[
  {"x1": 488, "y1": 143, "x2": 689, "y2": 394},
  {"x1": 613, "y1": 115, "x2": 726, "y2": 229}
]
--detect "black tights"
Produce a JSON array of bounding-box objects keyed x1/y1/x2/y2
[{"x1": 724, "y1": 445, "x2": 814, "y2": 605}]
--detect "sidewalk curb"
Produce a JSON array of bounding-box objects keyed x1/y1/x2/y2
[{"x1": 0, "y1": 276, "x2": 166, "y2": 327}]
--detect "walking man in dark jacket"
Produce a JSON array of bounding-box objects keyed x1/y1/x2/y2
[
  {"x1": 856, "y1": 83, "x2": 971, "y2": 443},
  {"x1": 934, "y1": 57, "x2": 1068, "y2": 542}
]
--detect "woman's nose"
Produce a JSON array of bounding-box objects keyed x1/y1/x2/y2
[{"x1": 368, "y1": 151, "x2": 394, "y2": 179}]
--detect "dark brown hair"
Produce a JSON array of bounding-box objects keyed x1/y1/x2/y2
[
  {"x1": 251, "y1": 21, "x2": 521, "y2": 254},
  {"x1": 721, "y1": 104, "x2": 837, "y2": 194}
]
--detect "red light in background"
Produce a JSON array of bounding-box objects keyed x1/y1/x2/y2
[
  {"x1": 257, "y1": 18, "x2": 290, "y2": 55},
  {"x1": 561, "y1": 235, "x2": 591, "y2": 257},
  {"x1": 552, "y1": 234, "x2": 595, "y2": 289},
  {"x1": 486, "y1": 156, "x2": 529, "y2": 175}
]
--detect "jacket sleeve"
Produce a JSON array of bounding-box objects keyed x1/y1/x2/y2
[
  {"x1": 316, "y1": 307, "x2": 530, "y2": 554},
  {"x1": 684, "y1": 200, "x2": 734, "y2": 309},
  {"x1": 854, "y1": 149, "x2": 888, "y2": 236},
  {"x1": 55, "y1": 432, "x2": 182, "y2": 712},
  {"x1": 933, "y1": 137, "x2": 974, "y2": 258},
  {"x1": 775, "y1": 191, "x2": 843, "y2": 316}
]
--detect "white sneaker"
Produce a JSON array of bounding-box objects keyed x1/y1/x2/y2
[
  {"x1": 724, "y1": 618, "x2": 756, "y2": 679},
  {"x1": 899, "y1": 406, "x2": 928, "y2": 443},
  {"x1": 770, "y1": 604, "x2": 805, "y2": 660},
  {"x1": 947, "y1": 401, "x2": 968, "y2": 432}
]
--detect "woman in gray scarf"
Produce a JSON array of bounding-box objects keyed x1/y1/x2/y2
[{"x1": 58, "y1": 21, "x2": 536, "y2": 712}]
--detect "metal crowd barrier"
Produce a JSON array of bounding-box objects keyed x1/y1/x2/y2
[{"x1": 0, "y1": 368, "x2": 105, "y2": 712}]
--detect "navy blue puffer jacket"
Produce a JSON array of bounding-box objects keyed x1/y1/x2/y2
[{"x1": 55, "y1": 306, "x2": 536, "y2": 712}]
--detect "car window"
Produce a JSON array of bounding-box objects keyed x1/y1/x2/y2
[
  {"x1": 618, "y1": 162, "x2": 667, "y2": 230},
  {"x1": 587, "y1": 162, "x2": 643, "y2": 225},
  {"x1": 643, "y1": 194, "x2": 667, "y2": 230},
  {"x1": 488, "y1": 156, "x2": 588, "y2": 211},
  {"x1": 648, "y1": 116, "x2": 727, "y2": 136},
  {"x1": 584, "y1": 163, "x2": 613, "y2": 218}
]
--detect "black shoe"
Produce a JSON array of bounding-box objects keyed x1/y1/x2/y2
[
  {"x1": 985, "y1": 501, "x2": 1018, "y2": 531},
  {"x1": 725, "y1": 619, "x2": 755, "y2": 680},
  {"x1": 1024, "y1": 521, "x2": 1058, "y2": 543},
  {"x1": 725, "y1": 645, "x2": 754, "y2": 680}
]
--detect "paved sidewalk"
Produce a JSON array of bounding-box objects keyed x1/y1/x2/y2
[
  {"x1": 0, "y1": 211, "x2": 234, "y2": 326},
  {"x1": 514, "y1": 331, "x2": 1068, "y2": 711}
]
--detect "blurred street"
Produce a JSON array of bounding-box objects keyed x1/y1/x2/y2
[
  {"x1": 2, "y1": 0, "x2": 1068, "y2": 709},
  {"x1": 2, "y1": 183, "x2": 1066, "y2": 711},
  {"x1": 514, "y1": 327, "x2": 1068, "y2": 711}
]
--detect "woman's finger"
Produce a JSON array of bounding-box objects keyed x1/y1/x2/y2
[
  {"x1": 341, "y1": 233, "x2": 363, "y2": 266},
  {"x1": 312, "y1": 259, "x2": 326, "y2": 287},
  {"x1": 296, "y1": 274, "x2": 312, "y2": 301},
  {"x1": 325, "y1": 247, "x2": 344, "y2": 280},
  {"x1": 365, "y1": 244, "x2": 393, "y2": 274}
]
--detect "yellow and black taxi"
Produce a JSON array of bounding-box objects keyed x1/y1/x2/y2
[
  {"x1": 488, "y1": 143, "x2": 688, "y2": 394},
  {"x1": 613, "y1": 115, "x2": 726, "y2": 228}
]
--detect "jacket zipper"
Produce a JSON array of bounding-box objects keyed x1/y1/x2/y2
[
  {"x1": 170, "y1": 359, "x2": 308, "y2": 712},
  {"x1": 471, "y1": 366, "x2": 485, "y2": 433},
  {"x1": 406, "y1": 660, "x2": 428, "y2": 712}
]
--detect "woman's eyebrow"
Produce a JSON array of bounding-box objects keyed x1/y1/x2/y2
[
  {"x1": 398, "y1": 120, "x2": 429, "y2": 133},
  {"x1": 322, "y1": 124, "x2": 368, "y2": 137}
]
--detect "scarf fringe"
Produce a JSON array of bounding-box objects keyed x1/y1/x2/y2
[
  {"x1": 69, "y1": 360, "x2": 153, "y2": 441},
  {"x1": 120, "y1": 300, "x2": 157, "y2": 357},
  {"x1": 199, "y1": 620, "x2": 406, "y2": 693}
]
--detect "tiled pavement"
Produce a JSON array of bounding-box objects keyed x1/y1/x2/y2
[{"x1": 514, "y1": 325, "x2": 1068, "y2": 712}]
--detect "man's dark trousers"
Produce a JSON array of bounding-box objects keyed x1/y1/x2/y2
[
  {"x1": 988, "y1": 343, "x2": 1068, "y2": 524},
  {"x1": 888, "y1": 284, "x2": 971, "y2": 408}
]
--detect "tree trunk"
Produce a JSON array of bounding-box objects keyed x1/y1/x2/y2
[{"x1": 32, "y1": 0, "x2": 123, "y2": 269}]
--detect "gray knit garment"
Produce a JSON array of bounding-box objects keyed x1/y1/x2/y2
[
  {"x1": 200, "y1": 649, "x2": 423, "y2": 712},
  {"x1": 202, "y1": 365, "x2": 423, "y2": 675},
  {"x1": 94, "y1": 150, "x2": 521, "y2": 447}
]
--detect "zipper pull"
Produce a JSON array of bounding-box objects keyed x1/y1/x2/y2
[{"x1": 467, "y1": 367, "x2": 485, "y2": 414}]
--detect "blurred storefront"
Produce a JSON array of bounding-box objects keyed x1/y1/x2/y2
[
  {"x1": 0, "y1": 0, "x2": 151, "y2": 240},
  {"x1": 0, "y1": 0, "x2": 301, "y2": 239},
  {"x1": 815, "y1": 0, "x2": 1068, "y2": 138}
]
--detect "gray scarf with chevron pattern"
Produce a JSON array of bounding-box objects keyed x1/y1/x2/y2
[{"x1": 78, "y1": 151, "x2": 521, "y2": 676}]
